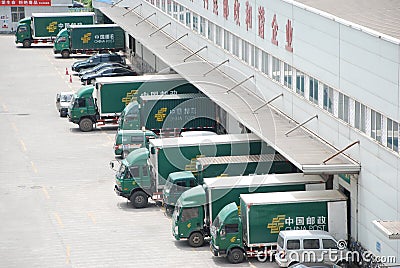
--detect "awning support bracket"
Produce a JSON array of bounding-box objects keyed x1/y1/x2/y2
[
  {"x1": 226, "y1": 75, "x2": 255, "y2": 93},
  {"x1": 285, "y1": 114, "x2": 318, "y2": 136},
  {"x1": 183, "y1": 46, "x2": 208, "y2": 62},
  {"x1": 111, "y1": 0, "x2": 125, "y2": 7},
  {"x1": 136, "y1": 12, "x2": 156, "y2": 26},
  {"x1": 323, "y1": 140, "x2": 360, "y2": 164},
  {"x1": 203, "y1": 59, "x2": 229, "y2": 76},
  {"x1": 149, "y1": 22, "x2": 171, "y2": 37},
  {"x1": 165, "y1": 33, "x2": 188, "y2": 49},
  {"x1": 252, "y1": 93, "x2": 283, "y2": 114},
  {"x1": 122, "y1": 3, "x2": 142, "y2": 16}
]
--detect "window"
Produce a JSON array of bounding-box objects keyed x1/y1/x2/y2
[
  {"x1": 309, "y1": 77, "x2": 319, "y2": 104},
  {"x1": 17, "y1": 25, "x2": 27, "y2": 33},
  {"x1": 208, "y1": 21, "x2": 215, "y2": 41},
  {"x1": 283, "y1": 63, "x2": 292, "y2": 89},
  {"x1": 355, "y1": 101, "x2": 366, "y2": 133},
  {"x1": 215, "y1": 26, "x2": 222, "y2": 46},
  {"x1": 77, "y1": 98, "x2": 85, "y2": 107},
  {"x1": 225, "y1": 224, "x2": 239, "y2": 233},
  {"x1": 296, "y1": 70, "x2": 305, "y2": 96},
  {"x1": 130, "y1": 166, "x2": 140, "y2": 177},
  {"x1": 253, "y1": 46, "x2": 259, "y2": 68},
  {"x1": 371, "y1": 110, "x2": 382, "y2": 143},
  {"x1": 242, "y1": 40, "x2": 249, "y2": 63},
  {"x1": 176, "y1": 181, "x2": 186, "y2": 187},
  {"x1": 249, "y1": 44, "x2": 258, "y2": 67},
  {"x1": 232, "y1": 35, "x2": 240, "y2": 57},
  {"x1": 200, "y1": 17, "x2": 206, "y2": 36},
  {"x1": 142, "y1": 166, "x2": 149, "y2": 177},
  {"x1": 12, "y1": 7, "x2": 25, "y2": 23},
  {"x1": 185, "y1": 11, "x2": 191, "y2": 28},
  {"x1": 192, "y1": 13, "x2": 199, "y2": 32},
  {"x1": 322, "y1": 239, "x2": 338, "y2": 249},
  {"x1": 261, "y1": 51, "x2": 268, "y2": 75},
  {"x1": 323, "y1": 85, "x2": 333, "y2": 113},
  {"x1": 223, "y1": 30, "x2": 231, "y2": 51},
  {"x1": 338, "y1": 93, "x2": 349, "y2": 123},
  {"x1": 167, "y1": 0, "x2": 172, "y2": 14},
  {"x1": 179, "y1": 5, "x2": 185, "y2": 23},
  {"x1": 172, "y1": 2, "x2": 178, "y2": 19},
  {"x1": 189, "y1": 179, "x2": 196, "y2": 187},
  {"x1": 161, "y1": 0, "x2": 166, "y2": 11},
  {"x1": 387, "y1": 119, "x2": 398, "y2": 152},
  {"x1": 272, "y1": 57, "x2": 281, "y2": 82},
  {"x1": 287, "y1": 240, "x2": 300, "y2": 250},
  {"x1": 303, "y1": 239, "x2": 320, "y2": 249},
  {"x1": 181, "y1": 207, "x2": 199, "y2": 222}
]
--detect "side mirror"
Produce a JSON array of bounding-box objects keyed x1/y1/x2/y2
[
  {"x1": 150, "y1": 147, "x2": 156, "y2": 155},
  {"x1": 109, "y1": 160, "x2": 120, "y2": 171}
]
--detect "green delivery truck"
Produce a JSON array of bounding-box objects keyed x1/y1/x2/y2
[
  {"x1": 54, "y1": 24, "x2": 125, "y2": 58},
  {"x1": 172, "y1": 173, "x2": 320, "y2": 247},
  {"x1": 210, "y1": 190, "x2": 348, "y2": 263},
  {"x1": 15, "y1": 12, "x2": 95, "y2": 48},
  {"x1": 112, "y1": 133, "x2": 266, "y2": 208},
  {"x1": 68, "y1": 74, "x2": 198, "y2": 132}
]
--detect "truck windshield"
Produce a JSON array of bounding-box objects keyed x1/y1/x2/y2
[
  {"x1": 69, "y1": 96, "x2": 76, "y2": 108},
  {"x1": 172, "y1": 205, "x2": 180, "y2": 221},
  {"x1": 117, "y1": 163, "x2": 127, "y2": 177},
  {"x1": 124, "y1": 102, "x2": 139, "y2": 120},
  {"x1": 213, "y1": 215, "x2": 221, "y2": 229}
]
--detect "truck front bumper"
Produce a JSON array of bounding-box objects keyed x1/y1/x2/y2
[
  {"x1": 210, "y1": 241, "x2": 225, "y2": 257},
  {"x1": 114, "y1": 185, "x2": 129, "y2": 198}
]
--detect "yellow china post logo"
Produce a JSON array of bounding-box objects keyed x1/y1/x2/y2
[
  {"x1": 46, "y1": 21, "x2": 57, "y2": 33},
  {"x1": 230, "y1": 236, "x2": 236, "y2": 243},
  {"x1": 187, "y1": 223, "x2": 191, "y2": 228},
  {"x1": 122, "y1": 89, "x2": 139, "y2": 105},
  {"x1": 155, "y1": 108, "x2": 167, "y2": 122},
  {"x1": 267, "y1": 215, "x2": 285, "y2": 234},
  {"x1": 81, "y1": 32, "x2": 92, "y2": 44}
]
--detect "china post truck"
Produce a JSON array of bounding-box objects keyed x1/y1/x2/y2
[
  {"x1": 54, "y1": 24, "x2": 125, "y2": 58},
  {"x1": 68, "y1": 74, "x2": 199, "y2": 131},
  {"x1": 113, "y1": 133, "x2": 269, "y2": 208},
  {"x1": 172, "y1": 173, "x2": 324, "y2": 247},
  {"x1": 15, "y1": 12, "x2": 95, "y2": 47},
  {"x1": 210, "y1": 190, "x2": 348, "y2": 263}
]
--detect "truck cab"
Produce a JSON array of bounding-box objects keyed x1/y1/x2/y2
[
  {"x1": 172, "y1": 185, "x2": 207, "y2": 247},
  {"x1": 210, "y1": 202, "x2": 244, "y2": 263},
  {"x1": 15, "y1": 17, "x2": 32, "y2": 47},
  {"x1": 68, "y1": 85, "x2": 96, "y2": 131},
  {"x1": 163, "y1": 171, "x2": 198, "y2": 213},
  {"x1": 114, "y1": 129, "x2": 157, "y2": 158},
  {"x1": 118, "y1": 101, "x2": 140, "y2": 130},
  {"x1": 53, "y1": 28, "x2": 70, "y2": 57},
  {"x1": 113, "y1": 148, "x2": 152, "y2": 208}
]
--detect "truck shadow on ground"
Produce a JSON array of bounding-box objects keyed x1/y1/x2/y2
[
  {"x1": 16, "y1": 45, "x2": 53, "y2": 49},
  {"x1": 69, "y1": 126, "x2": 118, "y2": 134},
  {"x1": 116, "y1": 200, "x2": 161, "y2": 212}
]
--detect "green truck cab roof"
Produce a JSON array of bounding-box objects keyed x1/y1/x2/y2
[
  {"x1": 122, "y1": 148, "x2": 149, "y2": 167},
  {"x1": 75, "y1": 85, "x2": 94, "y2": 98},
  {"x1": 177, "y1": 185, "x2": 206, "y2": 208},
  {"x1": 57, "y1": 28, "x2": 68, "y2": 36},
  {"x1": 18, "y1": 17, "x2": 31, "y2": 25},
  {"x1": 217, "y1": 202, "x2": 239, "y2": 224},
  {"x1": 167, "y1": 171, "x2": 195, "y2": 183}
]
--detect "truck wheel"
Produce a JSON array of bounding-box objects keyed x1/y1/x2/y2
[
  {"x1": 130, "y1": 191, "x2": 148, "y2": 208},
  {"x1": 79, "y1": 118, "x2": 93, "y2": 132},
  {"x1": 23, "y1": 39, "x2": 31, "y2": 48},
  {"x1": 227, "y1": 248, "x2": 245, "y2": 264},
  {"x1": 188, "y1": 232, "x2": 204, "y2": 247},
  {"x1": 61, "y1": 50, "x2": 70, "y2": 58}
]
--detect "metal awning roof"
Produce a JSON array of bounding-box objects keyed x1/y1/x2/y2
[
  {"x1": 98, "y1": 3, "x2": 360, "y2": 175},
  {"x1": 373, "y1": 220, "x2": 400, "y2": 240}
]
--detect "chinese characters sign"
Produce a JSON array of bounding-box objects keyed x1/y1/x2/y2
[{"x1": 0, "y1": 0, "x2": 51, "y2": 5}]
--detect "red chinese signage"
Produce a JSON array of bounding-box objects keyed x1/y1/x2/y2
[
  {"x1": 1, "y1": 0, "x2": 51, "y2": 5},
  {"x1": 222, "y1": 0, "x2": 228, "y2": 19},
  {"x1": 271, "y1": 13, "x2": 278, "y2": 46},
  {"x1": 203, "y1": 0, "x2": 208, "y2": 10},
  {"x1": 258, "y1": 6, "x2": 265, "y2": 39},
  {"x1": 233, "y1": 0, "x2": 240, "y2": 25},
  {"x1": 213, "y1": 0, "x2": 219, "y2": 15},
  {"x1": 245, "y1": 1, "x2": 252, "y2": 31},
  {"x1": 285, "y1": 19, "x2": 293, "y2": 52}
]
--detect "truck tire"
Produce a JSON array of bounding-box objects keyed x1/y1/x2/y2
[
  {"x1": 130, "y1": 191, "x2": 148, "y2": 208},
  {"x1": 227, "y1": 248, "x2": 245, "y2": 264},
  {"x1": 188, "y1": 232, "x2": 204, "y2": 247},
  {"x1": 23, "y1": 39, "x2": 31, "y2": 48},
  {"x1": 79, "y1": 118, "x2": 93, "y2": 132},
  {"x1": 61, "y1": 50, "x2": 70, "y2": 58}
]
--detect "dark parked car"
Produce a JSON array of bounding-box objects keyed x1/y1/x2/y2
[
  {"x1": 78, "y1": 62, "x2": 131, "y2": 77},
  {"x1": 71, "y1": 53, "x2": 125, "y2": 72},
  {"x1": 81, "y1": 67, "x2": 138, "y2": 84}
]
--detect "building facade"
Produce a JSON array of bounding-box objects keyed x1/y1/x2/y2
[{"x1": 96, "y1": 0, "x2": 400, "y2": 262}]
